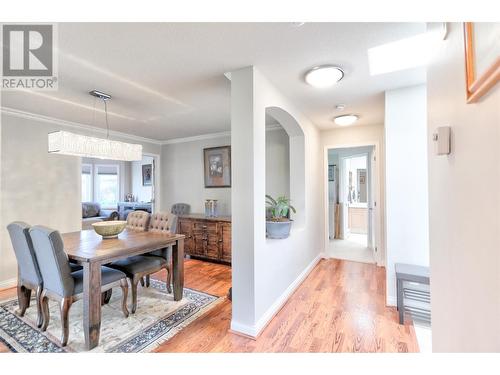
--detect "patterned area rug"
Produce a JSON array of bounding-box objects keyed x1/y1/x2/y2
[{"x1": 0, "y1": 279, "x2": 222, "y2": 353}]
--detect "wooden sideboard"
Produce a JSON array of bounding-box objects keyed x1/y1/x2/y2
[{"x1": 178, "y1": 214, "x2": 231, "y2": 264}]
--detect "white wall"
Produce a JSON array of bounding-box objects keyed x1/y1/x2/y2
[
  {"x1": 321, "y1": 125, "x2": 386, "y2": 265},
  {"x1": 160, "y1": 129, "x2": 290, "y2": 216},
  {"x1": 427, "y1": 22, "x2": 500, "y2": 352},
  {"x1": 266, "y1": 127, "x2": 290, "y2": 199},
  {"x1": 160, "y1": 135, "x2": 232, "y2": 215},
  {"x1": 0, "y1": 111, "x2": 160, "y2": 286},
  {"x1": 0, "y1": 115, "x2": 80, "y2": 285},
  {"x1": 230, "y1": 66, "x2": 323, "y2": 336},
  {"x1": 385, "y1": 84, "x2": 429, "y2": 305},
  {"x1": 132, "y1": 155, "x2": 154, "y2": 203}
]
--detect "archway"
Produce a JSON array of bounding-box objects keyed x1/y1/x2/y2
[{"x1": 265, "y1": 106, "x2": 305, "y2": 229}]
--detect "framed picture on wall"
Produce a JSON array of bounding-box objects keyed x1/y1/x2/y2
[
  {"x1": 204, "y1": 146, "x2": 231, "y2": 188},
  {"x1": 328, "y1": 164, "x2": 335, "y2": 181},
  {"x1": 142, "y1": 164, "x2": 152, "y2": 186},
  {"x1": 464, "y1": 22, "x2": 500, "y2": 103}
]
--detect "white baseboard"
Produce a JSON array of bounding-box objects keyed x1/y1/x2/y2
[
  {"x1": 230, "y1": 252, "x2": 323, "y2": 338},
  {"x1": 0, "y1": 278, "x2": 17, "y2": 290}
]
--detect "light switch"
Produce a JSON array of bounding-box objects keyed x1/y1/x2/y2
[{"x1": 433, "y1": 126, "x2": 451, "y2": 155}]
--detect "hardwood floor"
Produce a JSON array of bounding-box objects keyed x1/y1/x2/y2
[{"x1": 0, "y1": 258, "x2": 419, "y2": 353}]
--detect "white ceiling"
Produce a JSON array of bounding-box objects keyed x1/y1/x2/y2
[{"x1": 1, "y1": 22, "x2": 427, "y2": 141}]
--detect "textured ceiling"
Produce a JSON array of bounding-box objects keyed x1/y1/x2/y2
[{"x1": 1, "y1": 22, "x2": 426, "y2": 141}]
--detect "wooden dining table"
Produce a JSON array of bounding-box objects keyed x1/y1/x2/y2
[{"x1": 62, "y1": 229, "x2": 185, "y2": 350}]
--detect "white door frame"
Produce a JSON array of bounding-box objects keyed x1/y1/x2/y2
[
  {"x1": 143, "y1": 152, "x2": 161, "y2": 213},
  {"x1": 323, "y1": 142, "x2": 384, "y2": 266},
  {"x1": 338, "y1": 151, "x2": 369, "y2": 240}
]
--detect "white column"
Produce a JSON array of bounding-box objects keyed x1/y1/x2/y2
[{"x1": 230, "y1": 66, "x2": 266, "y2": 333}]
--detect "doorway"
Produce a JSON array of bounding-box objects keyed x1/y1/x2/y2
[{"x1": 327, "y1": 146, "x2": 376, "y2": 264}]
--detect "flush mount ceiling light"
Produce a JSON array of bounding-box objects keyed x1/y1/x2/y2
[
  {"x1": 368, "y1": 25, "x2": 447, "y2": 75},
  {"x1": 48, "y1": 90, "x2": 142, "y2": 161},
  {"x1": 305, "y1": 65, "x2": 344, "y2": 88},
  {"x1": 334, "y1": 114, "x2": 359, "y2": 126}
]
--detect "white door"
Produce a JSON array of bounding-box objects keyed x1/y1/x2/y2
[{"x1": 340, "y1": 156, "x2": 350, "y2": 239}]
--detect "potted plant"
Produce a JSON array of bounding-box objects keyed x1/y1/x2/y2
[{"x1": 265, "y1": 195, "x2": 296, "y2": 239}]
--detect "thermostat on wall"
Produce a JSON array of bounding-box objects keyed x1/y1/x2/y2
[{"x1": 433, "y1": 126, "x2": 451, "y2": 155}]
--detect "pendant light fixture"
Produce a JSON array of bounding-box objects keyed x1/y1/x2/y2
[{"x1": 48, "y1": 90, "x2": 142, "y2": 161}]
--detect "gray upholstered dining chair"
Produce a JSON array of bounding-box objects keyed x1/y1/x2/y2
[
  {"x1": 108, "y1": 211, "x2": 171, "y2": 313},
  {"x1": 7, "y1": 222, "x2": 44, "y2": 328},
  {"x1": 126, "y1": 210, "x2": 151, "y2": 231},
  {"x1": 107, "y1": 256, "x2": 168, "y2": 314},
  {"x1": 143, "y1": 212, "x2": 178, "y2": 293},
  {"x1": 29, "y1": 225, "x2": 129, "y2": 346},
  {"x1": 171, "y1": 203, "x2": 190, "y2": 216},
  {"x1": 7, "y1": 221, "x2": 82, "y2": 328}
]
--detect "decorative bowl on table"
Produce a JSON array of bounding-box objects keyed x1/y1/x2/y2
[{"x1": 91, "y1": 220, "x2": 127, "y2": 239}]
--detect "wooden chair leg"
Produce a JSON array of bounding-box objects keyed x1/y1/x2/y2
[
  {"x1": 60, "y1": 297, "x2": 73, "y2": 347},
  {"x1": 17, "y1": 284, "x2": 31, "y2": 317},
  {"x1": 145, "y1": 275, "x2": 150, "y2": 288},
  {"x1": 139, "y1": 277, "x2": 145, "y2": 287},
  {"x1": 165, "y1": 266, "x2": 172, "y2": 294},
  {"x1": 40, "y1": 290, "x2": 50, "y2": 332},
  {"x1": 35, "y1": 285, "x2": 43, "y2": 328},
  {"x1": 131, "y1": 279, "x2": 139, "y2": 314},
  {"x1": 119, "y1": 280, "x2": 129, "y2": 318}
]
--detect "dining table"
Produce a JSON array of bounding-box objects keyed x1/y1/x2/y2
[{"x1": 62, "y1": 229, "x2": 185, "y2": 350}]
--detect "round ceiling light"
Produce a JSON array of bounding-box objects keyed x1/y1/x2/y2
[
  {"x1": 305, "y1": 65, "x2": 344, "y2": 88},
  {"x1": 334, "y1": 114, "x2": 359, "y2": 126}
]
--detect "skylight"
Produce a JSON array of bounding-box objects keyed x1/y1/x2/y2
[{"x1": 368, "y1": 30, "x2": 444, "y2": 75}]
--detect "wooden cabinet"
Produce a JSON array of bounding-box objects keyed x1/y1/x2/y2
[
  {"x1": 178, "y1": 215, "x2": 231, "y2": 264},
  {"x1": 219, "y1": 222, "x2": 231, "y2": 263}
]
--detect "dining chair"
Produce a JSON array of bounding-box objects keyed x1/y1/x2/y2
[
  {"x1": 126, "y1": 210, "x2": 151, "y2": 231},
  {"x1": 29, "y1": 225, "x2": 129, "y2": 346},
  {"x1": 7, "y1": 222, "x2": 82, "y2": 328},
  {"x1": 7, "y1": 222, "x2": 44, "y2": 328},
  {"x1": 107, "y1": 212, "x2": 171, "y2": 313},
  {"x1": 143, "y1": 212, "x2": 178, "y2": 293},
  {"x1": 107, "y1": 254, "x2": 169, "y2": 314}
]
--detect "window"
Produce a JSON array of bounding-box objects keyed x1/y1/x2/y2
[
  {"x1": 81, "y1": 164, "x2": 93, "y2": 202},
  {"x1": 95, "y1": 165, "x2": 119, "y2": 208},
  {"x1": 81, "y1": 163, "x2": 120, "y2": 209}
]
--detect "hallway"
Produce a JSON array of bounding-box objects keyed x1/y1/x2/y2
[{"x1": 327, "y1": 233, "x2": 375, "y2": 264}]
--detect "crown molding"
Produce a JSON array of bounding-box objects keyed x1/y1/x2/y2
[
  {"x1": 161, "y1": 131, "x2": 232, "y2": 145},
  {"x1": 0, "y1": 106, "x2": 163, "y2": 146},
  {"x1": 1, "y1": 106, "x2": 285, "y2": 147},
  {"x1": 161, "y1": 124, "x2": 284, "y2": 145}
]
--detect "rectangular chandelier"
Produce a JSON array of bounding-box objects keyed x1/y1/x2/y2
[{"x1": 48, "y1": 131, "x2": 143, "y2": 161}]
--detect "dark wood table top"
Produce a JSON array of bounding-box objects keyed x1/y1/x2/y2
[{"x1": 62, "y1": 229, "x2": 185, "y2": 263}]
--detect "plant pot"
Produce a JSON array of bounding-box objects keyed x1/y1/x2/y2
[{"x1": 266, "y1": 220, "x2": 293, "y2": 239}]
